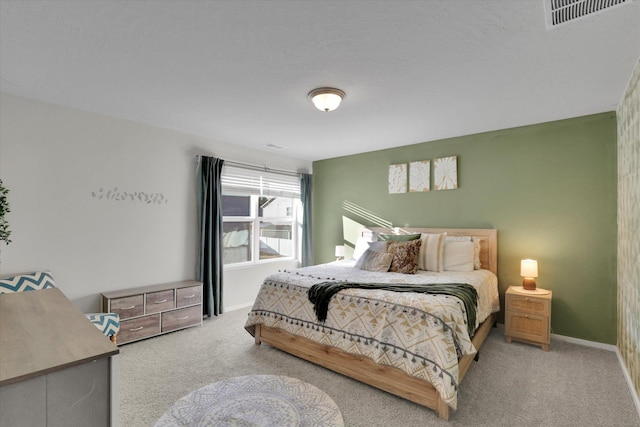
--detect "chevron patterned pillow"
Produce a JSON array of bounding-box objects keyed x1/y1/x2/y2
[
  {"x1": 0, "y1": 271, "x2": 57, "y2": 294},
  {"x1": 85, "y1": 312, "x2": 120, "y2": 337}
]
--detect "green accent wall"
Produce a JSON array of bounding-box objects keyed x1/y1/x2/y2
[{"x1": 312, "y1": 112, "x2": 618, "y2": 344}]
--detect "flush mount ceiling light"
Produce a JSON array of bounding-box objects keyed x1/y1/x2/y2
[{"x1": 308, "y1": 87, "x2": 345, "y2": 112}]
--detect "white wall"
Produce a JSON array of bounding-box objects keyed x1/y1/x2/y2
[{"x1": 0, "y1": 93, "x2": 311, "y2": 312}]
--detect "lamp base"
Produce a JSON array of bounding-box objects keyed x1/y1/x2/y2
[{"x1": 522, "y1": 277, "x2": 536, "y2": 291}]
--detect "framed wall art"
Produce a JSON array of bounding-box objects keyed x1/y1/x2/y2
[
  {"x1": 388, "y1": 163, "x2": 407, "y2": 194},
  {"x1": 409, "y1": 160, "x2": 430, "y2": 192},
  {"x1": 433, "y1": 156, "x2": 458, "y2": 190}
]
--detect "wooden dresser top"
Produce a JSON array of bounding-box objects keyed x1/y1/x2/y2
[
  {"x1": 0, "y1": 288, "x2": 119, "y2": 386},
  {"x1": 101, "y1": 279, "x2": 201, "y2": 299}
]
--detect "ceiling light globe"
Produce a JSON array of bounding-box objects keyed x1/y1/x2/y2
[{"x1": 308, "y1": 88, "x2": 345, "y2": 112}]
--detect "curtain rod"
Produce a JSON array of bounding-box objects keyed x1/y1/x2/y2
[{"x1": 195, "y1": 156, "x2": 304, "y2": 178}]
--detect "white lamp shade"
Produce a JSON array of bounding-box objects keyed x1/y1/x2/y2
[
  {"x1": 520, "y1": 259, "x2": 538, "y2": 278},
  {"x1": 308, "y1": 88, "x2": 345, "y2": 112},
  {"x1": 335, "y1": 245, "x2": 345, "y2": 257}
]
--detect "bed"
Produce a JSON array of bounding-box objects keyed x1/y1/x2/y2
[{"x1": 244, "y1": 227, "x2": 499, "y2": 420}]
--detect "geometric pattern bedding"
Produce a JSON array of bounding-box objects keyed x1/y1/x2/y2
[{"x1": 245, "y1": 261, "x2": 499, "y2": 410}]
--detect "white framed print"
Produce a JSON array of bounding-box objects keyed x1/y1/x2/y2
[
  {"x1": 433, "y1": 156, "x2": 458, "y2": 190},
  {"x1": 409, "y1": 160, "x2": 430, "y2": 192},
  {"x1": 388, "y1": 163, "x2": 407, "y2": 194}
]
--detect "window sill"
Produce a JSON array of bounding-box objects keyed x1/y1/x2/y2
[{"x1": 223, "y1": 258, "x2": 299, "y2": 271}]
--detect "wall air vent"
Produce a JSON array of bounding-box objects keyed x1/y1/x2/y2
[
  {"x1": 263, "y1": 143, "x2": 286, "y2": 150},
  {"x1": 544, "y1": 0, "x2": 633, "y2": 28}
]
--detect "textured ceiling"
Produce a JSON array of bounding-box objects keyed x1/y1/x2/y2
[{"x1": 1, "y1": 1, "x2": 638, "y2": 161}]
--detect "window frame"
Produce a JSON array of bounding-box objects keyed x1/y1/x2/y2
[{"x1": 222, "y1": 194, "x2": 300, "y2": 268}]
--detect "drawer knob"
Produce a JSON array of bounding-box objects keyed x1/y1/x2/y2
[
  {"x1": 154, "y1": 299, "x2": 168, "y2": 304},
  {"x1": 525, "y1": 315, "x2": 529, "y2": 318},
  {"x1": 121, "y1": 305, "x2": 137, "y2": 310},
  {"x1": 525, "y1": 298, "x2": 530, "y2": 301},
  {"x1": 176, "y1": 316, "x2": 190, "y2": 320},
  {"x1": 129, "y1": 326, "x2": 144, "y2": 332},
  {"x1": 183, "y1": 295, "x2": 196, "y2": 299}
]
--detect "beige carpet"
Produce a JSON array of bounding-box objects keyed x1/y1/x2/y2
[{"x1": 119, "y1": 307, "x2": 639, "y2": 427}]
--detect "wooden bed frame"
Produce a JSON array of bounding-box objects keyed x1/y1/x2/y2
[{"x1": 254, "y1": 228, "x2": 498, "y2": 421}]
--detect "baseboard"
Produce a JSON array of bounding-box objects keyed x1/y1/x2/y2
[
  {"x1": 550, "y1": 332, "x2": 617, "y2": 351},
  {"x1": 224, "y1": 301, "x2": 254, "y2": 312},
  {"x1": 616, "y1": 348, "x2": 640, "y2": 418},
  {"x1": 495, "y1": 323, "x2": 616, "y2": 351}
]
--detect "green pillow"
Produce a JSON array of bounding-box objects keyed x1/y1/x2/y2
[{"x1": 377, "y1": 233, "x2": 421, "y2": 242}]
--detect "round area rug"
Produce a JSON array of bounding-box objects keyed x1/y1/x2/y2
[{"x1": 154, "y1": 375, "x2": 344, "y2": 427}]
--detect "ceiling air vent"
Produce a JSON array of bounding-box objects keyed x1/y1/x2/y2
[
  {"x1": 544, "y1": 0, "x2": 633, "y2": 28},
  {"x1": 263, "y1": 143, "x2": 286, "y2": 151}
]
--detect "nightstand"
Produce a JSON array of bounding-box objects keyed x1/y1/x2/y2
[{"x1": 504, "y1": 286, "x2": 552, "y2": 351}]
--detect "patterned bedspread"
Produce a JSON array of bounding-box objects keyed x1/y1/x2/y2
[{"x1": 244, "y1": 261, "x2": 499, "y2": 409}]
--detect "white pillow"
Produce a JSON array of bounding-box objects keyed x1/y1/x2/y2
[
  {"x1": 443, "y1": 240, "x2": 474, "y2": 272},
  {"x1": 352, "y1": 235, "x2": 373, "y2": 261},
  {"x1": 446, "y1": 236, "x2": 482, "y2": 269},
  {"x1": 418, "y1": 233, "x2": 446, "y2": 272}
]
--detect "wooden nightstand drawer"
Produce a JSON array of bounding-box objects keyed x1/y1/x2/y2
[
  {"x1": 506, "y1": 294, "x2": 550, "y2": 316},
  {"x1": 146, "y1": 289, "x2": 175, "y2": 314},
  {"x1": 110, "y1": 294, "x2": 144, "y2": 319},
  {"x1": 161, "y1": 305, "x2": 202, "y2": 332},
  {"x1": 176, "y1": 285, "x2": 202, "y2": 308},
  {"x1": 119, "y1": 314, "x2": 160, "y2": 343},
  {"x1": 505, "y1": 310, "x2": 550, "y2": 344}
]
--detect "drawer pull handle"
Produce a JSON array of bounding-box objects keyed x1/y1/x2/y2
[
  {"x1": 121, "y1": 305, "x2": 137, "y2": 310},
  {"x1": 176, "y1": 316, "x2": 189, "y2": 320},
  {"x1": 129, "y1": 326, "x2": 144, "y2": 332},
  {"x1": 154, "y1": 299, "x2": 168, "y2": 304},
  {"x1": 183, "y1": 295, "x2": 196, "y2": 299}
]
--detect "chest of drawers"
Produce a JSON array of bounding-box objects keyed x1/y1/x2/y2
[{"x1": 102, "y1": 280, "x2": 202, "y2": 345}]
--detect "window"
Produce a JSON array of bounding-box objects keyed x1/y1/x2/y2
[
  {"x1": 259, "y1": 196, "x2": 294, "y2": 260},
  {"x1": 221, "y1": 165, "x2": 301, "y2": 266}
]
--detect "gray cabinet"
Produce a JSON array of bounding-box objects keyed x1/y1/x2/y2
[{"x1": 0, "y1": 288, "x2": 118, "y2": 427}]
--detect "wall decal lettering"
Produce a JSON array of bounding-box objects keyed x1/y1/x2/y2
[{"x1": 91, "y1": 187, "x2": 168, "y2": 204}]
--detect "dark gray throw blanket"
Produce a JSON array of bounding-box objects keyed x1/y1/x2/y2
[{"x1": 308, "y1": 282, "x2": 478, "y2": 337}]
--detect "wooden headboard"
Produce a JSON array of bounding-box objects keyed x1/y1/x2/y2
[{"x1": 363, "y1": 227, "x2": 498, "y2": 275}]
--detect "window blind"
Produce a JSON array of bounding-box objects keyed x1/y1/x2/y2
[{"x1": 221, "y1": 165, "x2": 301, "y2": 198}]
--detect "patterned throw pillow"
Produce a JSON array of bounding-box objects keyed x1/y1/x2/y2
[
  {"x1": 386, "y1": 239, "x2": 422, "y2": 274},
  {"x1": 473, "y1": 239, "x2": 482, "y2": 269},
  {"x1": 0, "y1": 271, "x2": 56, "y2": 294},
  {"x1": 418, "y1": 233, "x2": 446, "y2": 272}
]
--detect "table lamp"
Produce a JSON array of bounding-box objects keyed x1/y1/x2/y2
[{"x1": 521, "y1": 259, "x2": 538, "y2": 291}]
